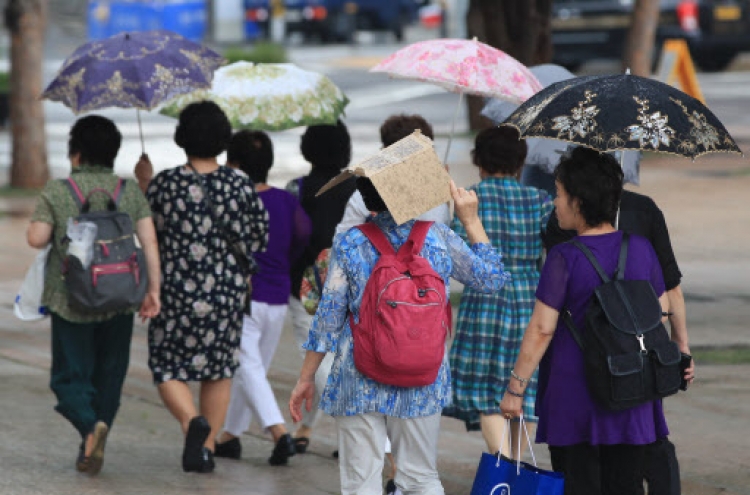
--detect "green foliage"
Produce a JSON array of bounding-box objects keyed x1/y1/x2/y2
[
  {"x1": 224, "y1": 42, "x2": 288, "y2": 65},
  {"x1": 0, "y1": 72, "x2": 9, "y2": 93},
  {"x1": 692, "y1": 346, "x2": 750, "y2": 365},
  {"x1": 0, "y1": 186, "x2": 41, "y2": 197}
]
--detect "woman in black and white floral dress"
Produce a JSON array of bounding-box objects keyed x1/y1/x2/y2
[{"x1": 146, "y1": 101, "x2": 268, "y2": 473}]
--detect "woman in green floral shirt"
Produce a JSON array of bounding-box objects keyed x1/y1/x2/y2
[{"x1": 27, "y1": 115, "x2": 161, "y2": 475}]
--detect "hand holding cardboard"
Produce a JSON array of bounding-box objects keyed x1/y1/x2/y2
[{"x1": 316, "y1": 130, "x2": 452, "y2": 225}]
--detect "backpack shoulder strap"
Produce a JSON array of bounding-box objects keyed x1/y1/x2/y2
[
  {"x1": 64, "y1": 177, "x2": 86, "y2": 211},
  {"x1": 561, "y1": 310, "x2": 585, "y2": 351},
  {"x1": 569, "y1": 239, "x2": 611, "y2": 283},
  {"x1": 614, "y1": 232, "x2": 630, "y2": 280},
  {"x1": 399, "y1": 220, "x2": 433, "y2": 257},
  {"x1": 357, "y1": 223, "x2": 396, "y2": 256}
]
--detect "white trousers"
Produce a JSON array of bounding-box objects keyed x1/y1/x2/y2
[
  {"x1": 336, "y1": 413, "x2": 444, "y2": 495},
  {"x1": 224, "y1": 301, "x2": 287, "y2": 436}
]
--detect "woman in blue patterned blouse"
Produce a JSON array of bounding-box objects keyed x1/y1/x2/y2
[
  {"x1": 446, "y1": 126, "x2": 553, "y2": 460},
  {"x1": 289, "y1": 178, "x2": 510, "y2": 495}
]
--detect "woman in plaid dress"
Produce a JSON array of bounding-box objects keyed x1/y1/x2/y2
[{"x1": 447, "y1": 126, "x2": 553, "y2": 458}]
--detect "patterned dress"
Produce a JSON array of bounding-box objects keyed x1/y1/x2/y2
[
  {"x1": 447, "y1": 177, "x2": 553, "y2": 429},
  {"x1": 147, "y1": 166, "x2": 268, "y2": 383}
]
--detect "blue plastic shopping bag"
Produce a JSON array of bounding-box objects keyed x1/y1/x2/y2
[
  {"x1": 470, "y1": 417, "x2": 564, "y2": 495},
  {"x1": 470, "y1": 453, "x2": 564, "y2": 495}
]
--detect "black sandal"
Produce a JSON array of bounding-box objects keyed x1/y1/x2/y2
[{"x1": 292, "y1": 436, "x2": 310, "y2": 454}]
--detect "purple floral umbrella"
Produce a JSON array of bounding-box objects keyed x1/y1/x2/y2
[{"x1": 42, "y1": 29, "x2": 225, "y2": 152}]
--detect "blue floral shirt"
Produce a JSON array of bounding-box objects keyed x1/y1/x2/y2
[{"x1": 304, "y1": 213, "x2": 511, "y2": 418}]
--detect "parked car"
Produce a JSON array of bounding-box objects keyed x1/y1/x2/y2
[
  {"x1": 244, "y1": 0, "x2": 427, "y2": 42},
  {"x1": 551, "y1": 0, "x2": 750, "y2": 72}
]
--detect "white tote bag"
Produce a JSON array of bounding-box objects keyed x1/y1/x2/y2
[{"x1": 14, "y1": 246, "x2": 51, "y2": 321}]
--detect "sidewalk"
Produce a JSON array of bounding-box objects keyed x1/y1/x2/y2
[{"x1": 1, "y1": 152, "x2": 750, "y2": 494}]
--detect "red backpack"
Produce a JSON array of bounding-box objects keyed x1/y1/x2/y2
[{"x1": 351, "y1": 221, "x2": 450, "y2": 388}]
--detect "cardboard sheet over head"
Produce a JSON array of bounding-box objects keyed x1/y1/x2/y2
[{"x1": 316, "y1": 130, "x2": 452, "y2": 225}]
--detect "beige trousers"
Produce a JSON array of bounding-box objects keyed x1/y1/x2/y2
[{"x1": 336, "y1": 412, "x2": 444, "y2": 495}]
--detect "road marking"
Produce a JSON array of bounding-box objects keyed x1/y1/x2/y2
[{"x1": 346, "y1": 83, "x2": 447, "y2": 110}]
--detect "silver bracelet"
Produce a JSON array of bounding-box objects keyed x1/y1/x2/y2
[{"x1": 511, "y1": 370, "x2": 529, "y2": 385}]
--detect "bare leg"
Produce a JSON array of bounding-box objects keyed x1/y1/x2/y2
[
  {"x1": 386, "y1": 452, "x2": 397, "y2": 479},
  {"x1": 199, "y1": 378, "x2": 232, "y2": 452},
  {"x1": 157, "y1": 380, "x2": 198, "y2": 434},
  {"x1": 268, "y1": 424, "x2": 289, "y2": 442},
  {"x1": 510, "y1": 421, "x2": 537, "y2": 460},
  {"x1": 294, "y1": 424, "x2": 312, "y2": 439},
  {"x1": 480, "y1": 413, "x2": 510, "y2": 457}
]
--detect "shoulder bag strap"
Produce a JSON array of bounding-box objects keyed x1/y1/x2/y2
[
  {"x1": 357, "y1": 222, "x2": 396, "y2": 256},
  {"x1": 563, "y1": 237, "x2": 613, "y2": 352},
  {"x1": 614, "y1": 232, "x2": 630, "y2": 281},
  {"x1": 186, "y1": 163, "x2": 251, "y2": 275},
  {"x1": 561, "y1": 310, "x2": 585, "y2": 351}
]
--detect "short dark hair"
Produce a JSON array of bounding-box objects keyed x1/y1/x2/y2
[
  {"x1": 554, "y1": 146, "x2": 624, "y2": 227},
  {"x1": 227, "y1": 130, "x2": 274, "y2": 184},
  {"x1": 300, "y1": 120, "x2": 351, "y2": 172},
  {"x1": 379, "y1": 114, "x2": 434, "y2": 147},
  {"x1": 357, "y1": 177, "x2": 387, "y2": 213},
  {"x1": 174, "y1": 100, "x2": 232, "y2": 158},
  {"x1": 68, "y1": 115, "x2": 122, "y2": 169},
  {"x1": 472, "y1": 126, "x2": 527, "y2": 175}
]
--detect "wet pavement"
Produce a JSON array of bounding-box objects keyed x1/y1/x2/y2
[{"x1": 1, "y1": 115, "x2": 750, "y2": 494}]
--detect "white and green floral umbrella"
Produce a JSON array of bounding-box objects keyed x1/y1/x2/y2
[{"x1": 160, "y1": 61, "x2": 349, "y2": 131}]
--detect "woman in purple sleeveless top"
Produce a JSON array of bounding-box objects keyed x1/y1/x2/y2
[
  {"x1": 214, "y1": 130, "x2": 311, "y2": 466},
  {"x1": 500, "y1": 147, "x2": 669, "y2": 495}
]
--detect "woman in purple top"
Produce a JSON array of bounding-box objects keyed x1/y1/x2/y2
[
  {"x1": 500, "y1": 147, "x2": 669, "y2": 495},
  {"x1": 215, "y1": 130, "x2": 311, "y2": 466}
]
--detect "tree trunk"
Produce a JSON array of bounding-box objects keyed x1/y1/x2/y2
[
  {"x1": 465, "y1": 0, "x2": 553, "y2": 130},
  {"x1": 622, "y1": 0, "x2": 660, "y2": 76},
  {"x1": 5, "y1": 0, "x2": 49, "y2": 189}
]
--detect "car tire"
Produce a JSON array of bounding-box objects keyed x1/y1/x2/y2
[{"x1": 694, "y1": 51, "x2": 736, "y2": 72}]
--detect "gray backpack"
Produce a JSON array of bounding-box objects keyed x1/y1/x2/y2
[{"x1": 63, "y1": 177, "x2": 147, "y2": 313}]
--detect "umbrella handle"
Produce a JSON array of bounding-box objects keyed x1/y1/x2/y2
[
  {"x1": 137, "y1": 109, "x2": 145, "y2": 154},
  {"x1": 443, "y1": 91, "x2": 464, "y2": 166}
]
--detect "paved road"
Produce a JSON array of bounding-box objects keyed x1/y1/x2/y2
[{"x1": 4, "y1": 22, "x2": 750, "y2": 186}]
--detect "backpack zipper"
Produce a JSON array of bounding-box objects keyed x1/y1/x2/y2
[
  {"x1": 384, "y1": 287, "x2": 444, "y2": 308},
  {"x1": 91, "y1": 255, "x2": 140, "y2": 287},
  {"x1": 376, "y1": 276, "x2": 410, "y2": 309},
  {"x1": 386, "y1": 300, "x2": 442, "y2": 309}
]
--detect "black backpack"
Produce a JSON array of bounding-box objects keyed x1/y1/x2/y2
[
  {"x1": 63, "y1": 177, "x2": 147, "y2": 313},
  {"x1": 562, "y1": 233, "x2": 682, "y2": 411}
]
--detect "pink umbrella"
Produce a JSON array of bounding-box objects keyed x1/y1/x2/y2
[{"x1": 371, "y1": 38, "x2": 543, "y2": 164}]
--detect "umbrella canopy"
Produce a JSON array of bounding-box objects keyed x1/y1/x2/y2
[
  {"x1": 160, "y1": 61, "x2": 349, "y2": 132},
  {"x1": 482, "y1": 64, "x2": 641, "y2": 184},
  {"x1": 482, "y1": 64, "x2": 575, "y2": 122},
  {"x1": 370, "y1": 38, "x2": 542, "y2": 103},
  {"x1": 503, "y1": 73, "x2": 742, "y2": 159},
  {"x1": 42, "y1": 29, "x2": 225, "y2": 114}
]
